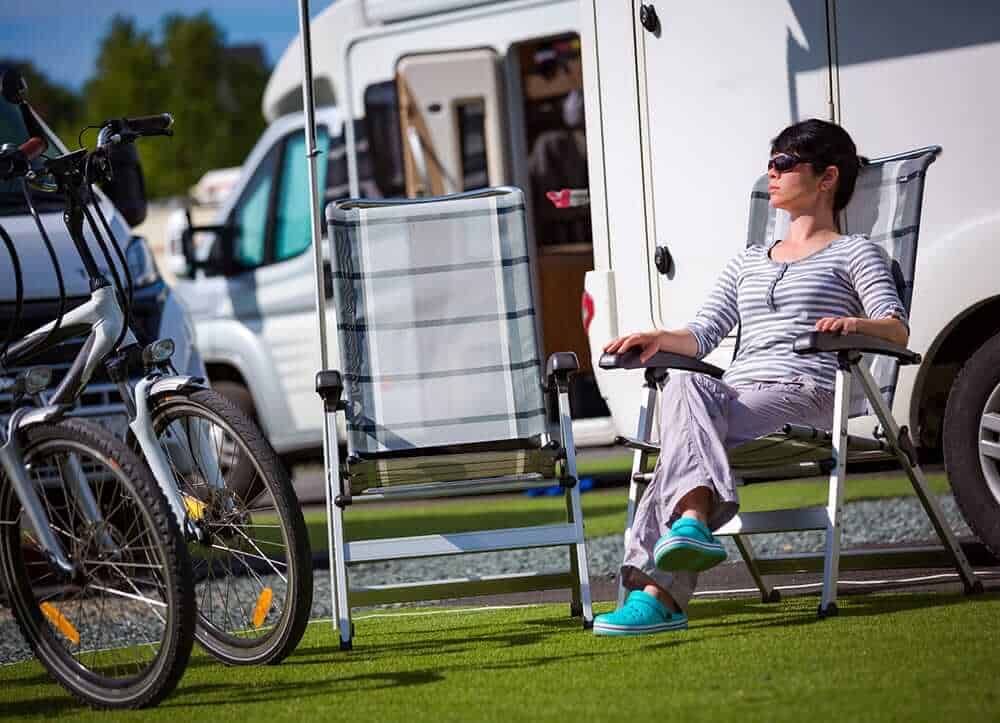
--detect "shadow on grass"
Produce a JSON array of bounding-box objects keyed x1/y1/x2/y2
[{"x1": 163, "y1": 670, "x2": 447, "y2": 709}]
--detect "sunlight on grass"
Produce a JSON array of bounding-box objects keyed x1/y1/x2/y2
[{"x1": 3, "y1": 591, "x2": 997, "y2": 722}]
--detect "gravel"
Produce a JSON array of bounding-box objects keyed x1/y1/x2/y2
[{"x1": 0, "y1": 494, "x2": 974, "y2": 666}]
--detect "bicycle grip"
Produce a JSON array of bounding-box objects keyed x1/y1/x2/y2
[{"x1": 124, "y1": 113, "x2": 174, "y2": 135}]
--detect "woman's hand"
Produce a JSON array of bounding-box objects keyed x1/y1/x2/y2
[
  {"x1": 603, "y1": 330, "x2": 667, "y2": 364},
  {"x1": 815, "y1": 315, "x2": 909, "y2": 346},
  {"x1": 815, "y1": 316, "x2": 861, "y2": 335}
]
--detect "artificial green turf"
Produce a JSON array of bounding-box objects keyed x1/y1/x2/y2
[
  {"x1": 3, "y1": 591, "x2": 997, "y2": 721},
  {"x1": 292, "y1": 472, "x2": 953, "y2": 551}
]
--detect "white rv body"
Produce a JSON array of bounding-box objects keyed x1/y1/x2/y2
[{"x1": 580, "y1": 1, "x2": 1000, "y2": 455}]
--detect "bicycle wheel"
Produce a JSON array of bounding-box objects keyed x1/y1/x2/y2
[
  {"x1": 0, "y1": 418, "x2": 195, "y2": 709},
  {"x1": 148, "y1": 388, "x2": 312, "y2": 665}
]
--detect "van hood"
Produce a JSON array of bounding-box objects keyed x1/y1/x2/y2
[{"x1": 0, "y1": 197, "x2": 130, "y2": 302}]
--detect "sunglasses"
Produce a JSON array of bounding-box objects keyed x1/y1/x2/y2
[{"x1": 767, "y1": 153, "x2": 804, "y2": 173}]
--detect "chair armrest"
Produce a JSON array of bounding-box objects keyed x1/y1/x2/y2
[
  {"x1": 792, "y1": 331, "x2": 921, "y2": 365},
  {"x1": 546, "y1": 352, "x2": 579, "y2": 391},
  {"x1": 598, "y1": 348, "x2": 724, "y2": 379},
  {"x1": 315, "y1": 369, "x2": 345, "y2": 412}
]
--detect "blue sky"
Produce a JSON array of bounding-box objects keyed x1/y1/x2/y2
[{"x1": 1, "y1": 0, "x2": 335, "y2": 90}]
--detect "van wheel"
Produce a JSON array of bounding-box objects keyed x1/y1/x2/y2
[
  {"x1": 943, "y1": 331, "x2": 1000, "y2": 557},
  {"x1": 211, "y1": 380, "x2": 257, "y2": 421}
]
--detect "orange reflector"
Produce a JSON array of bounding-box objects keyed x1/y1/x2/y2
[
  {"x1": 40, "y1": 602, "x2": 80, "y2": 645},
  {"x1": 182, "y1": 494, "x2": 206, "y2": 521},
  {"x1": 252, "y1": 588, "x2": 273, "y2": 628}
]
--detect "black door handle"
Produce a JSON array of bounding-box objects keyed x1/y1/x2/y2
[
  {"x1": 655, "y1": 245, "x2": 674, "y2": 276},
  {"x1": 640, "y1": 4, "x2": 661, "y2": 34}
]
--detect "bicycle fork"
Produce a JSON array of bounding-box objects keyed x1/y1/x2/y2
[
  {"x1": 1, "y1": 409, "x2": 76, "y2": 578},
  {"x1": 112, "y1": 369, "x2": 217, "y2": 542}
]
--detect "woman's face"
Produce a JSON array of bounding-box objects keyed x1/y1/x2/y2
[{"x1": 767, "y1": 153, "x2": 838, "y2": 215}]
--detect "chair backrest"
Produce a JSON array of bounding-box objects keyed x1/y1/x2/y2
[
  {"x1": 326, "y1": 187, "x2": 549, "y2": 455},
  {"x1": 745, "y1": 146, "x2": 941, "y2": 416}
]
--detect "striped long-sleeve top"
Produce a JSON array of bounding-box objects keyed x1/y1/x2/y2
[{"x1": 685, "y1": 234, "x2": 908, "y2": 391}]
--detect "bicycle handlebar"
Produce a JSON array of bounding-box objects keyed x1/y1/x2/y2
[
  {"x1": 103, "y1": 113, "x2": 174, "y2": 140},
  {"x1": 126, "y1": 113, "x2": 173, "y2": 134}
]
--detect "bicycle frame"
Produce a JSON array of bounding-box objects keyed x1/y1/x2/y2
[{"x1": 5, "y1": 140, "x2": 221, "y2": 540}]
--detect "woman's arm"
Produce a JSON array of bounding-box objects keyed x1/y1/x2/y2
[
  {"x1": 603, "y1": 328, "x2": 700, "y2": 363},
  {"x1": 814, "y1": 315, "x2": 909, "y2": 347},
  {"x1": 603, "y1": 251, "x2": 744, "y2": 364}
]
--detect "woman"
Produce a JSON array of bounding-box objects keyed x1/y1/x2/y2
[{"x1": 593, "y1": 119, "x2": 909, "y2": 636}]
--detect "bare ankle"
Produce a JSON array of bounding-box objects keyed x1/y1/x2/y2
[
  {"x1": 676, "y1": 486, "x2": 712, "y2": 524},
  {"x1": 643, "y1": 584, "x2": 680, "y2": 613},
  {"x1": 681, "y1": 509, "x2": 707, "y2": 524}
]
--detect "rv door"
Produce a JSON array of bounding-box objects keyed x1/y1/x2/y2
[
  {"x1": 395, "y1": 48, "x2": 507, "y2": 197},
  {"x1": 634, "y1": 1, "x2": 833, "y2": 362}
]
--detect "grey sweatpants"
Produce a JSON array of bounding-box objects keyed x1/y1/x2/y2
[{"x1": 620, "y1": 372, "x2": 836, "y2": 611}]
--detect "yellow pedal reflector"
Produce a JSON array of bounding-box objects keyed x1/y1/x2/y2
[
  {"x1": 40, "y1": 603, "x2": 80, "y2": 645},
  {"x1": 182, "y1": 494, "x2": 206, "y2": 521},
  {"x1": 252, "y1": 588, "x2": 273, "y2": 628}
]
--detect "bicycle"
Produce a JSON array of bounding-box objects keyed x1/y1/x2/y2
[
  {"x1": 1, "y1": 70, "x2": 313, "y2": 666},
  {"x1": 1, "y1": 103, "x2": 195, "y2": 707}
]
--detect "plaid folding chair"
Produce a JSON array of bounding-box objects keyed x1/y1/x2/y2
[
  {"x1": 315, "y1": 187, "x2": 593, "y2": 649},
  {"x1": 600, "y1": 146, "x2": 983, "y2": 616}
]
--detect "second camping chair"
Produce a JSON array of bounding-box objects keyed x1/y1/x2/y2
[{"x1": 316, "y1": 187, "x2": 593, "y2": 649}]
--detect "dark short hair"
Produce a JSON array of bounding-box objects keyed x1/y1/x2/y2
[{"x1": 771, "y1": 119, "x2": 862, "y2": 212}]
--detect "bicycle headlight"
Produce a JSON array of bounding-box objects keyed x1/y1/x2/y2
[
  {"x1": 143, "y1": 339, "x2": 175, "y2": 366},
  {"x1": 125, "y1": 235, "x2": 161, "y2": 287}
]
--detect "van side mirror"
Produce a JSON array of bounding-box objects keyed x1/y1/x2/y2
[
  {"x1": 100, "y1": 142, "x2": 148, "y2": 227},
  {"x1": 181, "y1": 222, "x2": 237, "y2": 278}
]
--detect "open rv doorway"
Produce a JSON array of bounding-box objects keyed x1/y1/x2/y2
[
  {"x1": 509, "y1": 33, "x2": 612, "y2": 431},
  {"x1": 384, "y1": 36, "x2": 613, "y2": 442}
]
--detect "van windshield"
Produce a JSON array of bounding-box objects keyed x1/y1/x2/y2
[{"x1": 0, "y1": 102, "x2": 66, "y2": 216}]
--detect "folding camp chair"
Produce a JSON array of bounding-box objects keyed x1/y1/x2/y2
[
  {"x1": 315, "y1": 187, "x2": 593, "y2": 649},
  {"x1": 600, "y1": 146, "x2": 983, "y2": 616}
]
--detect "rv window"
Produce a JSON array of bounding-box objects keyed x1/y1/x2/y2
[
  {"x1": 231, "y1": 142, "x2": 279, "y2": 268},
  {"x1": 363, "y1": 80, "x2": 405, "y2": 197},
  {"x1": 456, "y1": 99, "x2": 488, "y2": 190},
  {"x1": 273, "y1": 127, "x2": 330, "y2": 262}
]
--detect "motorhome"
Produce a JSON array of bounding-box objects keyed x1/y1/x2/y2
[
  {"x1": 578, "y1": 1, "x2": 1000, "y2": 550},
  {"x1": 170, "y1": 0, "x2": 615, "y2": 462}
]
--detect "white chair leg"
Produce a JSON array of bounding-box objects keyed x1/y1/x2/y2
[
  {"x1": 619, "y1": 381, "x2": 659, "y2": 607},
  {"x1": 558, "y1": 385, "x2": 593, "y2": 628},
  {"x1": 330, "y1": 499, "x2": 353, "y2": 649},
  {"x1": 565, "y1": 487, "x2": 583, "y2": 617},
  {"x1": 819, "y1": 365, "x2": 852, "y2": 618}
]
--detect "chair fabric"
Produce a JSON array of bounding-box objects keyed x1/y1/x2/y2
[
  {"x1": 327, "y1": 187, "x2": 550, "y2": 457},
  {"x1": 744, "y1": 148, "x2": 939, "y2": 417},
  {"x1": 345, "y1": 445, "x2": 559, "y2": 494}
]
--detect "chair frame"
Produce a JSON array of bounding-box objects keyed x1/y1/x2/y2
[{"x1": 315, "y1": 187, "x2": 595, "y2": 652}]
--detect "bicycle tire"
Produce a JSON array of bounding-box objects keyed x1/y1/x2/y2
[
  {"x1": 0, "y1": 418, "x2": 195, "y2": 709},
  {"x1": 148, "y1": 388, "x2": 312, "y2": 665}
]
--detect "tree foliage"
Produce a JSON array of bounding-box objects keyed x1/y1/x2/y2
[
  {"x1": 84, "y1": 13, "x2": 269, "y2": 198},
  {"x1": 8, "y1": 13, "x2": 269, "y2": 199}
]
